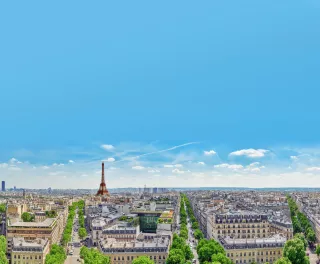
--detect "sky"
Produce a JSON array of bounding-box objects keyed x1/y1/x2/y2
[{"x1": 0, "y1": 1, "x2": 320, "y2": 189}]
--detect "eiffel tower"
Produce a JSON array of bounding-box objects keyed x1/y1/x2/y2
[{"x1": 96, "y1": 162, "x2": 110, "y2": 196}]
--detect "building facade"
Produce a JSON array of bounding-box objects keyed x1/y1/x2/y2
[
  {"x1": 11, "y1": 237, "x2": 50, "y2": 264},
  {"x1": 221, "y1": 235, "x2": 286, "y2": 264}
]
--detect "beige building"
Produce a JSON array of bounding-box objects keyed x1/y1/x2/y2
[
  {"x1": 269, "y1": 221, "x2": 293, "y2": 241},
  {"x1": 11, "y1": 237, "x2": 50, "y2": 264},
  {"x1": 98, "y1": 234, "x2": 170, "y2": 264},
  {"x1": 7, "y1": 213, "x2": 65, "y2": 250},
  {"x1": 102, "y1": 225, "x2": 139, "y2": 241},
  {"x1": 207, "y1": 212, "x2": 270, "y2": 240},
  {"x1": 220, "y1": 235, "x2": 286, "y2": 264}
]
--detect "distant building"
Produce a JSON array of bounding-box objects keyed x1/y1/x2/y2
[{"x1": 1, "y1": 181, "x2": 5, "y2": 192}]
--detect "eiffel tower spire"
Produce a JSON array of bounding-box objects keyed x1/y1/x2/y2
[{"x1": 96, "y1": 162, "x2": 110, "y2": 196}]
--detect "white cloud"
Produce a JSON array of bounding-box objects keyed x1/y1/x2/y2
[
  {"x1": 69, "y1": 160, "x2": 75, "y2": 163},
  {"x1": 250, "y1": 167, "x2": 261, "y2": 172},
  {"x1": 164, "y1": 164, "x2": 183, "y2": 168},
  {"x1": 229, "y1": 149, "x2": 268, "y2": 158},
  {"x1": 290, "y1": 156, "x2": 298, "y2": 161},
  {"x1": 172, "y1": 168, "x2": 185, "y2": 174},
  {"x1": 132, "y1": 166, "x2": 145, "y2": 170},
  {"x1": 214, "y1": 163, "x2": 244, "y2": 170},
  {"x1": 10, "y1": 158, "x2": 18, "y2": 163},
  {"x1": 305, "y1": 167, "x2": 320, "y2": 172},
  {"x1": 198, "y1": 162, "x2": 205, "y2": 165},
  {"x1": 100, "y1": 144, "x2": 115, "y2": 151},
  {"x1": 105, "y1": 157, "x2": 115, "y2": 162},
  {"x1": 42, "y1": 166, "x2": 50, "y2": 169},
  {"x1": 81, "y1": 174, "x2": 88, "y2": 177},
  {"x1": 204, "y1": 150, "x2": 216, "y2": 156},
  {"x1": 248, "y1": 162, "x2": 260, "y2": 167},
  {"x1": 53, "y1": 163, "x2": 64, "y2": 167}
]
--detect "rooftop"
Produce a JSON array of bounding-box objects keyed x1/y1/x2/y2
[
  {"x1": 8, "y1": 218, "x2": 55, "y2": 228},
  {"x1": 12, "y1": 237, "x2": 48, "y2": 252}
]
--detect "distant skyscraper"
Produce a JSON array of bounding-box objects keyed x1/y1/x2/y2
[{"x1": 1, "y1": 181, "x2": 5, "y2": 192}]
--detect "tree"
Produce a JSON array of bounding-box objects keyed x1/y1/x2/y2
[
  {"x1": 0, "y1": 236, "x2": 8, "y2": 264},
  {"x1": 80, "y1": 246, "x2": 110, "y2": 264},
  {"x1": 132, "y1": 256, "x2": 154, "y2": 264},
  {"x1": 184, "y1": 245, "x2": 194, "y2": 261},
  {"x1": 0, "y1": 236, "x2": 6, "y2": 253},
  {"x1": 180, "y1": 229, "x2": 188, "y2": 240},
  {"x1": 198, "y1": 245, "x2": 216, "y2": 263},
  {"x1": 211, "y1": 253, "x2": 232, "y2": 264},
  {"x1": 283, "y1": 238, "x2": 309, "y2": 264},
  {"x1": 0, "y1": 252, "x2": 8, "y2": 264},
  {"x1": 294, "y1": 234, "x2": 307, "y2": 250},
  {"x1": 45, "y1": 244, "x2": 66, "y2": 264},
  {"x1": 21, "y1": 212, "x2": 34, "y2": 222},
  {"x1": 316, "y1": 245, "x2": 320, "y2": 258},
  {"x1": 194, "y1": 229, "x2": 204, "y2": 240},
  {"x1": 78, "y1": 227, "x2": 87, "y2": 239},
  {"x1": 274, "y1": 257, "x2": 292, "y2": 264},
  {"x1": 192, "y1": 222, "x2": 199, "y2": 229},
  {"x1": 0, "y1": 204, "x2": 6, "y2": 214},
  {"x1": 45, "y1": 210, "x2": 57, "y2": 218},
  {"x1": 306, "y1": 228, "x2": 316, "y2": 244},
  {"x1": 197, "y1": 239, "x2": 225, "y2": 263},
  {"x1": 166, "y1": 254, "x2": 185, "y2": 264}
]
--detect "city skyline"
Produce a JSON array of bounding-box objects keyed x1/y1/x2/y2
[{"x1": 1, "y1": 142, "x2": 320, "y2": 189}]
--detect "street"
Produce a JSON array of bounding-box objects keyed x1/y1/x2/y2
[
  {"x1": 307, "y1": 247, "x2": 318, "y2": 264},
  {"x1": 185, "y1": 203, "x2": 199, "y2": 264},
  {"x1": 65, "y1": 209, "x2": 82, "y2": 264}
]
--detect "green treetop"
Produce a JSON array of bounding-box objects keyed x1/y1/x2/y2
[
  {"x1": 132, "y1": 256, "x2": 154, "y2": 264},
  {"x1": 283, "y1": 238, "x2": 310, "y2": 264}
]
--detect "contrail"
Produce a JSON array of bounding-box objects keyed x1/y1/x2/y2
[{"x1": 112, "y1": 141, "x2": 199, "y2": 163}]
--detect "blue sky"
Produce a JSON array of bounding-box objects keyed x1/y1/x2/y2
[{"x1": 0, "y1": 1, "x2": 320, "y2": 188}]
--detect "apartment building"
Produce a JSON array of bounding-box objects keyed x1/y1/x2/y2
[
  {"x1": 102, "y1": 225, "x2": 139, "y2": 241},
  {"x1": 98, "y1": 234, "x2": 170, "y2": 264},
  {"x1": 207, "y1": 211, "x2": 270, "y2": 240},
  {"x1": 11, "y1": 237, "x2": 50, "y2": 264},
  {"x1": 220, "y1": 235, "x2": 286, "y2": 264},
  {"x1": 7, "y1": 214, "x2": 65, "y2": 251}
]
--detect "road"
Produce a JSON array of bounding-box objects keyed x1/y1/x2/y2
[
  {"x1": 307, "y1": 246, "x2": 318, "y2": 264},
  {"x1": 65, "y1": 210, "x2": 82, "y2": 264},
  {"x1": 185, "y1": 203, "x2": 199, "y2": 264}
]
